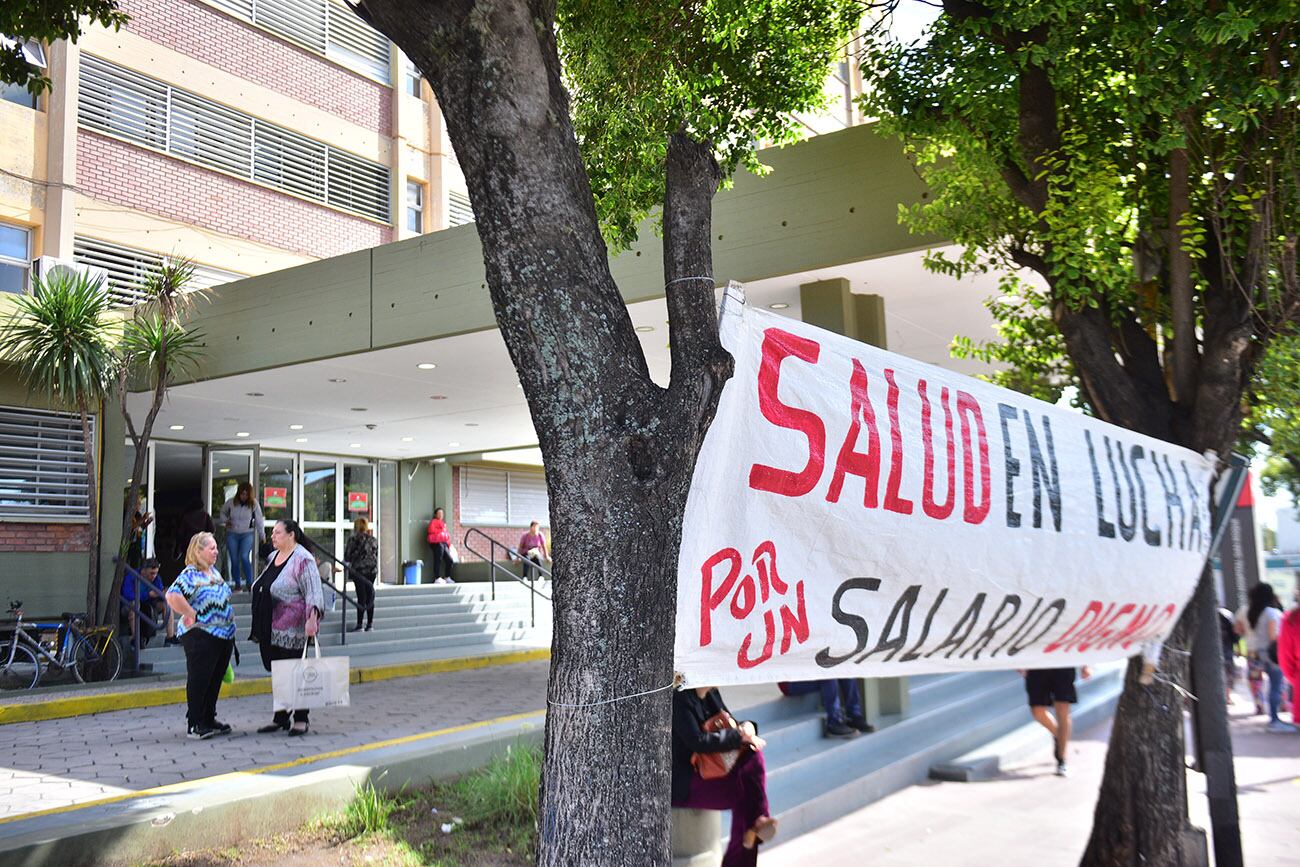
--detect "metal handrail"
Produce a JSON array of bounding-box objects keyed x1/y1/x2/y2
[
  {"x1": 119, "y1": 562, "x2": 165, "y2": 670},
  {"x1": 461, "y1": 527, "x2": 551, "y2": 629},
  {"x1": 297, "y1": 535, "x2": 371, "y2": 646}
]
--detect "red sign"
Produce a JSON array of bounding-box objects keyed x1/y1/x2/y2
[
  {"x1": 263, "y1": 487, "x2": 287, "y2": 508},
  {"x1": 347, "y1": 491, "x2": 369, "y2": 512}
]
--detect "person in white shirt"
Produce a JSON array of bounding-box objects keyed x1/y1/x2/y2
[{"x1": 1235, "y1": 582, "x2": 1294, "y2": 733}]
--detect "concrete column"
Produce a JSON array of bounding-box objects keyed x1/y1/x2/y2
[
  {"x1": 799, "y1": 277, "x2": 907, "y2": 722},
  {"x1": 42, "y1": 40, "x2": 79, "y2": 258}
]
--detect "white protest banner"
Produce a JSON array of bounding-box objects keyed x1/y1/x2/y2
[{"x1": 674, "y1": 287, "x2": 1215, "y2": 687}]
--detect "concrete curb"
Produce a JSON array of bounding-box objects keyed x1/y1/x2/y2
[
  {"x1": 0, "y1": 647, "x2": 549, "y2": 726},
  {"x1": 0, "y1": 710, "x2": 546, "y2": 867}
]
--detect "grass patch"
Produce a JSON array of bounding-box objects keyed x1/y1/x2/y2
[{"x1": 144, "y1": 742, "x2": 543, "y2": 866}]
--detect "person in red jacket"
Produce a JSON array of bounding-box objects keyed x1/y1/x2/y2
[
  {"x1": 1280, "y1": 593, "x2": 1300, "y2": 710},
  {"x1": 426, "y1": 507, "x2": 455, "y2": 584}
]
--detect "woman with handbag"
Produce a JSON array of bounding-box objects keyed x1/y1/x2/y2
[
  {"x1": 249, "y1": 519, "x2": 324, "y2": 736},
  {"x1": 671, "y1": 686, "x2": 777, "y2": 866},
  {"x1": 1235, "y1": 581, "x2": 1294, "y2": 733}
]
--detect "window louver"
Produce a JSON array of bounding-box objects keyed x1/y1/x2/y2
[
  {"x1": 79, "y1": 56, "x2": 392, "y2": 223},
  {"x1": 0, "y1": 406, "x2": 95, "y2": 521},
  {"x1": 73, "y1": 236, "x2": 244, "y2": 308},
  {"x1": 448, "y1": 190, "x2": 474, "y2": 227}
]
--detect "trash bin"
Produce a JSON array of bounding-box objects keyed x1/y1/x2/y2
[{"x1": 402, "y1": 560, "x2": 423, "y2": 585}]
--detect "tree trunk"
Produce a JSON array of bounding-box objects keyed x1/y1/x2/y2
[
  {"x1": 81, "y1": 408, "x2": 100, "y2": 625},
  {"x1": 354, "y1": 3, "x2": 730, "y2": 862}
]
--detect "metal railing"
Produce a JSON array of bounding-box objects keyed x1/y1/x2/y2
[
  {"x1": 298, "y1": 535, "x2": 373, "y2": 647},
  {"x1": 461, "y1": 527, "x2": 551, "y2": 628}
]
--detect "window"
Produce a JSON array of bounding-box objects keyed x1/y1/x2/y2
[
  {"x1": 448, "y1": 190, "x2": 474, "y2": 227},
  {"x1": 205, "y1": 0, "x2": 392, "y2": 84},
  {"x1": 0, "y1": 223, "x2": 31, "y2": 294},
  {"x1": 459, "y1": 466, "x2": 549, "y2": 527},
  {"x1": 73, "y1": 235, "x2": 245, "y2": 307},
  {"x1": 401, "y1": 55, "x2": 421, "y2": 97},
  {"x1": 0, "y1": 37, "x2": 45, "y2": 109},
  {"x1": 79, "y1": 56, "x2": 392, "y2": 222},
  {"x1": 0, "y1": 406, "x2": 94, "y2": 521},
  {"x1": 405, "y1": 180, "x2": 424, "y2": 232}
]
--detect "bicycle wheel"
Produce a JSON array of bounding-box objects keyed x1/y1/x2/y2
[
  {"x1": 72, "y1": 634, "x2": 123, "y2": 683},
  {"x1": 0, "y1": 643, "x2": 41, "y2": 690}
]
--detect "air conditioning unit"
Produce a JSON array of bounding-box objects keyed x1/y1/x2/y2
[{"x1": 29, "y1": 256, "x2": 110, "y2": 291}]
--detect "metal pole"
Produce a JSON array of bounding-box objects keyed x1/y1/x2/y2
[{"x1": 1190, "y1": 455, "x2": 1247, "y2": 867}]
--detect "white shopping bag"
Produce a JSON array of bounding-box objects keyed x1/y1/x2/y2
[{"x1": 272, "y1": 641, "x2": 350, "y2": 712}]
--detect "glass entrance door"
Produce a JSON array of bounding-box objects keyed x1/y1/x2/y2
[{"x1": 205, "y1": 447, "x2": 258, "y2": 581}]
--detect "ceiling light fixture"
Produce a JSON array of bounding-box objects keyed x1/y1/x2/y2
[
  {"x1": 417, "y1": 362, "x2": 437, "y2": 370},
  {"x1": 349, "y1": 443, "x2": 361, "y2": 448},
  {"x1": 219, "y1": 467, "x2": 230, "y2": 474},
  {"x1": 289, "y1": 424, "x2": 304, "y2": 430},
  {"x1": 401, "y1": 436, "x2": 414, "y2": 442},
  {"x1": 448, "y1": 441, "x2": 461, "y2": 448},
  {"x1": 769, "y1": 302, "x2": 790, "y2": 310},
  {"x1": 295, "y1": 437, "x2": 308, "y2": 443},
  {"x1": 235, "y1": 432, "x2": 250, "y2": 438},
  {"x1": 169, "y1": 424, "x2": 184, "y2": 431}
]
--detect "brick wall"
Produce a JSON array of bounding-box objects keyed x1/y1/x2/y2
[
  {"x1": 449, "y1": 466, "x2": 550, "y2": 564},
  {"x1": 78, "y1": 131, "x2": 393, "y2": 259},
  {"x1": 119, "y1": 0, "x2": 392, "y2": 134},
  {"x1": 0, "y1": 522, "x2": 91, "y2": 553}
]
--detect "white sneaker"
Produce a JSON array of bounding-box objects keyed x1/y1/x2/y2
[
  {"x1": 1266, "y1": 720, "x2": 1297, "y2": 734},
  {"x1": 1055, "y1": 761, "x2": 1068, "y2": 777}
]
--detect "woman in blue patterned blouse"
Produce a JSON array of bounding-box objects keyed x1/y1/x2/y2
[{"x1": 166, "y1": 532, "x2": 236, "y2": 740}]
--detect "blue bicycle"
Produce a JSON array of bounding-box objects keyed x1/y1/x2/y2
[{"x1": 0, "y1": 600, "x2": 123, "y2": 689}]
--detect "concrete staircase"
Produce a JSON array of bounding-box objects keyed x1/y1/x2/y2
[
  {"x1": 135, "y1": 581, "x2": 553, "y2": 676},
  {"x1": 720, "y1": 664, "x2": 1124, "y2": 845}
]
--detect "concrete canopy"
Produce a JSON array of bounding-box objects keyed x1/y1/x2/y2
[{"x1": 130, "y1": 124, "x2": 1018, "y2": 459}]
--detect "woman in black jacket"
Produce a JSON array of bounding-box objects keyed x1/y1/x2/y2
[{"x1": 671, "y1": 686, "x2": 777, "y2": 865}]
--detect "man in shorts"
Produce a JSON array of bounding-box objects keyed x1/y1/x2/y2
[{"x1": 1023, "y1": 666, "x2": 1090, "y2": 776}]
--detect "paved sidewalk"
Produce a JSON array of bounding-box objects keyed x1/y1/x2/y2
[
  {"x1": 765, "y1": 693, "x2": 1300, "y2": 866},
  {"x1": 0, "y1": 659, "x2": 549, "y2": 820}
]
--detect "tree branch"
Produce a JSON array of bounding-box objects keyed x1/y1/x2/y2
[{"x1": 1168, "y1": 146, "x2": 1198, "y2": 403}]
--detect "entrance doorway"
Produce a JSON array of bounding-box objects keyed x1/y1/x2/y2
[{"x1": 149, "y1": 442, "x2": 204, "y2": 583}]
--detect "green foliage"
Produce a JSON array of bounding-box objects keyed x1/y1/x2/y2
[
  {"x1": 450, "y1": 741, "x2": 541, "y2": 827},
  {"x1": 338, "y1": 781, "x2": 401, "y2": 839},
  {"x1": 558, "y1": 0, "x2": 861, "y2": 249},
  {"x1": 861, "y1": 0, "x2": 1299, "y2": 407},
  {"x1": 1, "y1": 0, "x2": 128, "y2": 93},
  {"x1": 1250, "y1": 334, "x2": 1300, "y2": 504},
  {"x1": 119, "y1": 259, "x2": 205, "y2": 391},
  {"x1": 1, "y1": 269, "x2": 117, "y2": 412}
]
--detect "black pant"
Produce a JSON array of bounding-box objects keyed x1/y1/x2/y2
[
  {"x1": 522, "y1": 552, "x2": 544, "y2": 581},
  {"x1": 268, "y1": 642, "x2": 311, "y2": 724},
  {"x1": 354, "y1": 574, "x2": 375, "y2": 627},
  {"x1": 180, "y1": 629, "x2": 234, "y2": 730},
  {"x1": 430, "y1": 543, "x2": 455, "y2": 580}
]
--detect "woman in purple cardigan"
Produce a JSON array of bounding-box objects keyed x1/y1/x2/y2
[{"x1": 249, "y1": 519, "x2": 324, "y2": 736}]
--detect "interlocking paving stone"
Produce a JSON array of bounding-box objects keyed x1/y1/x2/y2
[{"x1": 0, "y1": 659, "x2": 548, "y2": 819}]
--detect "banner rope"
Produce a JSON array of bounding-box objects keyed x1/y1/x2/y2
[
  {"x1": 547, "y1": 674, "x2": 683, "y2": 709},
  {"x1": 664, "y1": 275, "x2": 715, "y2": 288}
]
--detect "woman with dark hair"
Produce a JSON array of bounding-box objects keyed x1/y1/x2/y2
[
  {"x1": 1235, "y1": 582, "x2": 1294, "y2": 732},
  {"x1": 219, "y1": 482, "x2": 263, "y2": 591},
  {"x1": 249, "y1": 519, "x2": 324, "y2": 736},
  {"x1": 671, "y1": 686, "x2": 777, "y2": 866},
  {"x1": 344, "y1": 517, "x2": 378, "y2": 632}
]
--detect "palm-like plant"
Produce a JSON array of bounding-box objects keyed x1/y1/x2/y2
[
  {"x1": 1, "y1": 270, "x2": 117, "y2": 621},
  {"x1": 106, "y1": 259, "x2": 206, "y2": 622}
]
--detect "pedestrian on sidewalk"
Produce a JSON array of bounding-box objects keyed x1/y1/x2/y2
[
  {"x1": 344, "y1": 517, "x2": 378, "y2": 632},
  {"x1": 219, "y1": 482, "x2": 263, "y2": 591},
  {"x1": 1236, "y1": 582, "x2": 1295, "y2": 732},
  {"x1": 778, "y1": 680, "x2": 874, "y2": 738},
  {"x1": 426, "y1": 507, "x2": 456, "y2": 584},
  {"x1": 250, "y1": 519, "x2": 324, "y2": 736},
  {"x1": 1021, "y1": 666, "x2": 1090, "y2": 775},
  {"x1": 1279, "y1": 589, "x2": 1300, "y2": 713},
  {"x1": 166, "y1": 532, "x2": 236, "y2": 740},
  {"x1": 672, "y1": 686, "x2": 778, "y2": 866}
]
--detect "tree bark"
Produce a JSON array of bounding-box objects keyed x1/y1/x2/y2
[
  {"x1": 1168, "y1": 147, "x2": 1197, "y2": 405},
  {"x1": 353, "y1": 3, "x2": 730, "y2": 862}
]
